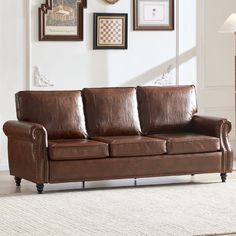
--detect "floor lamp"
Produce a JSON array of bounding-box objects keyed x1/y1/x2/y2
[{"x1": 219, "y1": 14, "x2": 236, "y2": 132}]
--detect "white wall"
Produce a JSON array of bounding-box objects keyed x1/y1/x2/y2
[
  {"x1": 30, "y1": 0, "x2": 178, "y2": 89},
  {"x1": 0, "y1": 1, "x2": 27, "y2": 170},
  {"x1": 178, "y1": 0, "x2": 197, "y2": 86},
  {"x1": 1, "y1": 0, "x2": 234, "y2": 170},
  {"x1": 197, "y1": 0, "x2": 236, "y2": 151}
]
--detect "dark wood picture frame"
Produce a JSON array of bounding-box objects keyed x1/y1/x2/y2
[
  {"x1": 93, "y1": 13, "x2": 128, "y2": 50},
  {"x1": 39, "y1": 0, "x2": 87, "y2": 41},
  {"x1": 133, "y1": 0, "x2": 174, "y2": 31}
]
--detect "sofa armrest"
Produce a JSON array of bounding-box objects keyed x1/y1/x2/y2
[
  {"x1": 3, "y1": 121, "x2": 49, "y2": 183},
  {"x1": 192, "y1": 115, "x2": 233, "y2": 173},
  {"x1": 3, "y1": 121, "x2": 48, "y2": 144},
  {"x1": 192, "y1": 115, "x2": 232, "y2": 137}
]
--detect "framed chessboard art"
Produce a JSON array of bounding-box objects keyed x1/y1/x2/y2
[{"x1": 93, "y1": 13, "x2": 128, "y2": 50}]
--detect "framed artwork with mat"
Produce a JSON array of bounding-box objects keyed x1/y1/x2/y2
[
  {"x1": 93, "y1": 13, "x2": 128, "y2": 49},
  {"x1": 133, "y1": 0, "x2": 174, "y2": 31},
  {"x1": 39, "y1": 0, "x2": 87, "y2": 41}
]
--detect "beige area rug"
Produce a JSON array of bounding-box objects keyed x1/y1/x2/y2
[{"x1": 1, "y1": 181, "x2": 236, "y2": 236}]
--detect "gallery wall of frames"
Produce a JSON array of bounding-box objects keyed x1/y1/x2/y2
[
  {"x1": 38, "y1": 0, "x2": 174, "y2": 42},
  {"x1": 30, "y1": 0, "x2": 196, "y2": 90}
]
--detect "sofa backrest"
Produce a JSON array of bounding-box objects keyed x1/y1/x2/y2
[
  {"x1": 137, "y1": 85, "x2": 197, "y2": 134},
  {"x1": 82, "y1": 87, "x2": 141, "y2": 137},
  {"x1": 16, "y1": 91, "x2": 87, "y2": 139}
]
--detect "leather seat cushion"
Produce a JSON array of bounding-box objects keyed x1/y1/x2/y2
[
  {"x1": 149, "y1": 133, "x2": 220, "y2": 154},
  {"x1": 48, "y1": 139, "x2": 109, "y2": 161},
  {"x1": 92, "y1": 136, "x2": 166, "y2": 157}
]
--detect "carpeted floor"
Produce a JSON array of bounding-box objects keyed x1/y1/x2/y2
[{"x1": 1, "y1": 180, "x2": 236, "y2": 236}]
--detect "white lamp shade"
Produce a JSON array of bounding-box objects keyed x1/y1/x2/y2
[{"x1": 219, "y1": 13, "x2": 236, "y2": 33}]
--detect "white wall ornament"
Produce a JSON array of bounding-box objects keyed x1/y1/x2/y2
[
  {"x1": 154, "y1": 64, "x2": 174, "y2": 86},
  {"x1": 33, "y1": 66, "x2": 54, "y2": 87}
]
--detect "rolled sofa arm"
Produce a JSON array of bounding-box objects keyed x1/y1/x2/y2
[
  {"x1": 3, "y1": 121, "x2": 49, "y2": 183},
  {"x1": 192, "y1": 115, "x2": 233, "y2": 173},
  {"x1": 3, "y1": 121, "x2": 48, "y2": 144}
]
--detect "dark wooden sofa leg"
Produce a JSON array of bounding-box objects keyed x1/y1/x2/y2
[
  {"x1": 14, "y1": 176, "x2": 22, "y2": 187},
  {"x1": 36, "y1": 184, "x2": 44, "y2": 194},
  {"x1": 221, "y1": 173, "x2": 227, "y2": 182}
]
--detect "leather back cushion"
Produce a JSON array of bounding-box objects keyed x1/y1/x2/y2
[
  {"x1": 137, "y1": 85, "x2": 197, "y2": 134},
  {"x1": 16, "y1": 91, "x2": 87, "y2": 139},
  {"x1": 82, "y1": 87, "x2": 141, "y2": 137}
]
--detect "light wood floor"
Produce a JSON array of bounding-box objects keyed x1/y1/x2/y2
[{"x1": 1, "y1": 168, "x2": 236, "y2": 195}]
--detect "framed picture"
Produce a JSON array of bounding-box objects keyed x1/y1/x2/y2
[
  {"x1": 104, "y1": 0, "x2": 120, "y2": 4},
  {"x1": 39, "y1": 0, "x2": 87, "y2": 41},
  {"x1": 133, "y1": 0, "x2": 174, "y2": 31},
  {"x1": 93, "y1": 13, "x2": 128, "y2": 50}
]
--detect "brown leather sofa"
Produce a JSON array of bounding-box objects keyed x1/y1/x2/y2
[{"x1": 3, "y1": 86, "x2": 233, "y2": 193}]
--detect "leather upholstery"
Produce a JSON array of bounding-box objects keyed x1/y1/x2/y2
[
  {"x1": 3, "y1": 121, "x2": 48, "y2": 183},
  {"x1": 49, "y1": 152, "x2": 222, "y2": 183},
  {"x1": 192, "y1": 115, "x2": 233, "y2": 173},
  {"x1": 149, "y1": 133, "x2": 220, "y2": 154},
  {"x1": 92, "y1": 136, "x2": 166, "y2": 157},
  {"x1": 82, "y1": 87, "x2": 141, "y2": 137},
  {"x1": 48, "y1": 139, "x2": 109, "y2": 161},
  {"x1": 16, "y1": 91, "x2": 87, "y2": 139},
  {"x1": 137, "y1": 86, "x2": 197, "y2": 134},
  {"x1": 3, "y1": 87, "x2": 233, "y2": 188},
  {"x1": 192, "y1": 115, "x2": 231, "y2": 137}
]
